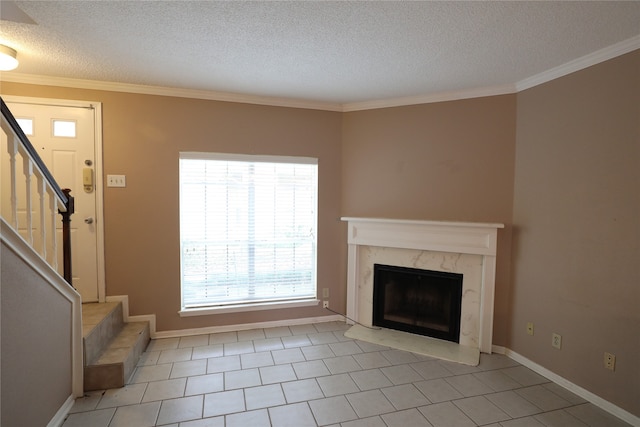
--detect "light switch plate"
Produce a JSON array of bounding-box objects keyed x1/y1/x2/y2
[{"x1": 107, "y1": 174, "x2": 126, "y2": 187}]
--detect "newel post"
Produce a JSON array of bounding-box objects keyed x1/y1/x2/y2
[{"x1": 59, "y1": 188, "x2": 75, "y2": 286}]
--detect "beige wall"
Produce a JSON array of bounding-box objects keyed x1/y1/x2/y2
[
  {"x1": 102, "y1": 94, "x2": 344, "y2": 332},
  {"x1": 511, "y1": 50, "x2": 640, "y2": 416},
  {"x1": 0, "y1": 86, "x2": 517, "y2": 344},
  {"x1": 1, "y1": 83, "x2": 344, "y2": 331},
  {"x1": 1, "y1": 240, "x2": 73, "y2": 426},
  {"x1": 341, "y1": 96, "x2": 517, "y2": 346}
]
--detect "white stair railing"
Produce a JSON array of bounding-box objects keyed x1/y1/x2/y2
[{"x1": 1, "y1": 97, "x2": 73, "y2": 282}]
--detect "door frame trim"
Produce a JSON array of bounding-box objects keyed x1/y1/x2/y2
[{"x1": 4, "y1": 95, "x2": 106, "y2": 302}]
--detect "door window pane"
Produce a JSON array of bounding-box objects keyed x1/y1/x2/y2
[
  {"x1": 16, "y1": 117, "x2": 33, "y2": 136},
  {"x1": 52, "y1": 119, "x2": 76, "y2": 138}
]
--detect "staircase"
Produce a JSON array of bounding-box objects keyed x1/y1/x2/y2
[{"x1": 82, "y1": 301, "x2": 150, "y2": 391}]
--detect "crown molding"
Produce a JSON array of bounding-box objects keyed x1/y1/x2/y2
[
  {"x1": 1, "y1": 36, "x2": 638, "y2": 112},
  {"x1": 345, "y1": 35, "x2": 640, "y2": 111},
  {"x1": 516, "y1": 35, "x2": 640, "y2": 92},
  {"x1": 0, "y1": 73, "x2": 344, "y2": 112},
  {"x1": 342, "y1": 84, "x2": 517, "y2": 112}
]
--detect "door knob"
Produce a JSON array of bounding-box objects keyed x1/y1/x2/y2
[{"x1": 84, "y1": 217, "x2": 94, "y2": 224}]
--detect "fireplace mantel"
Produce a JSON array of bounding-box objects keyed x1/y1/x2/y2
[{"x1": 342, "y1": 217, "x2": 504, "y2": 353}]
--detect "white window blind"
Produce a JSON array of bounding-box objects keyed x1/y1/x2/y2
[{"x1": 179, "y1": 152, "x2": 318, "y2": 309}]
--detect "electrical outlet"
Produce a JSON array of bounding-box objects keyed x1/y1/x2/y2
[
  {"x1": 322, "y1": 301, "x2": 329, "y2": 309},
  {"x1": 552, "y1": 333, "x2": 562, "y2": 349},
  {"x1": 604, "y1": 352, "x2": 616, "y2": 371},
  {"x1": 526, "y1": 322, "x2": 534, "y2": 336}
]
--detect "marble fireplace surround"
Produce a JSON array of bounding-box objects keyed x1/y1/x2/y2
[{"x1": 342, "y1": 217, "x2": 504, "y2": 355}]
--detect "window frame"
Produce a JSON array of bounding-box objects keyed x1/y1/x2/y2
[{"x1": 178, "y1": 151, "x2": 320, "y2": 316}]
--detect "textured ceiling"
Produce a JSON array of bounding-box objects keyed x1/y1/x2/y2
[{"x1": 1, "y1": 1, "x2": 639, "y2": 109}]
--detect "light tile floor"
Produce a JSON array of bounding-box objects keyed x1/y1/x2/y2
[{"x1": 63, "y1": 321, "x2": 632, "y2": 427}]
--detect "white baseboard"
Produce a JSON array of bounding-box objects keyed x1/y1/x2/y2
[
  {"x1": 105, "y1": 295, "x2": 158, "y2": 337},
  {"x1": 129, "y1": 314, "x2": 158, "y2": 337},
  {"x1": 48, "y1": 394, "x2": 75, "y2": 427},
  {"x1": 103, "y1": 295, "x2": 342, "y2": 340},
  {"x1": 493, "y1": 346, "x2": 639, "y2": 427},
  {"x1": 105, "y1": 295, "x2": 129, "y2": 320},
  {"x1": 491, "y1": 344, "x2": 507, "y2": 354},
  {"x1": 153, "y1": 314, "x2": 345, "y2": 339}
]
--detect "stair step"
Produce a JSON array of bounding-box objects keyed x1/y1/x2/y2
[
  {"x1": 84, "y1": 321, "x2": 150, "y2": 390},
  {"x1": 82, "y1": 302, "x2": 150, "y2": 391},
  {"x1": 82, "y1": 302, "x2": 123, "y2": 366}
]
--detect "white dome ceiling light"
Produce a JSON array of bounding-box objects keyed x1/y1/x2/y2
[{"x1": 0, "y1": 45, "x2": 19, "y2": 71}]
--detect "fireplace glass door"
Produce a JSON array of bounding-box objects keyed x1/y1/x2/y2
[{"x1": 372, "y1": 264, "x2": 463, "y2": 343}]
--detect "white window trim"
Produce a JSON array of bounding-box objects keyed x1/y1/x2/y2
[
  {"x1": 180, "y1": 151, "x2": 318, "y2": 166},
  {"x1": 179, "y1": 151, "x2": 319, "y2": 313},
  {"x1": 179, "y1": 298, "x2": 320, "y2": 317}
]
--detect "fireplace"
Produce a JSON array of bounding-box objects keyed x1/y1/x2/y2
[
  {"x1": 373, "y1": 264, "x2": 463, "y2": 343},
  {"x1": 342, "y1": 217, "x2": 503, "y2": 356}
]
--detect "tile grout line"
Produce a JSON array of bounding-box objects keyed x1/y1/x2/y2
[{"x1": 64, "y1": 322, "x2": 633, "y2": 427}]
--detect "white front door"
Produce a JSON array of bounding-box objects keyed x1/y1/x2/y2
[{"x1": 6, "y1": 98, "x2": 104, "y2": 302}]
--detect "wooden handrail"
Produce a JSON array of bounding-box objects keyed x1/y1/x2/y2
[{"x1": 1, "y1": 96, "x2": 74, "y2": 286}]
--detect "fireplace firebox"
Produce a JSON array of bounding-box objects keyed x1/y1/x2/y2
[{"x1": 372, "y1": 264, "x2": 463, "y2": 343}]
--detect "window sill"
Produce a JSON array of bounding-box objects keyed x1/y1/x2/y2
[{"x1": 179, "y1": 298, "x2": 320, "y2": 317}]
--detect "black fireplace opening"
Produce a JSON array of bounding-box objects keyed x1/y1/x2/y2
[{"x1": 372, "y1": 264, "x2": 463, "y2": 343}]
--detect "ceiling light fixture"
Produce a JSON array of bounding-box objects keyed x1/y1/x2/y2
[{"x1": 0, "y1": 44, "x2": 19, "y2": 71}]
